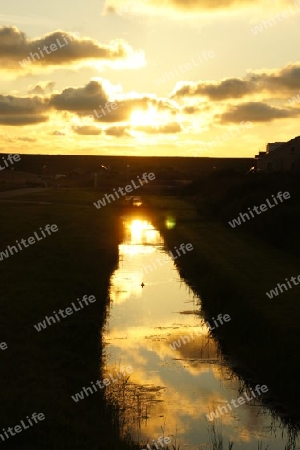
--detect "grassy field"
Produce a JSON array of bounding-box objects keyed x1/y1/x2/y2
[
  {"x1": 184, "y1": 171, "x2": 300, "y2": 255},
  {"x1": 0, "y1": 188, "x2": 137, "y2": 449},
  {"x1": 148, "y1": 196, "x2": 300, "y2": 427}
]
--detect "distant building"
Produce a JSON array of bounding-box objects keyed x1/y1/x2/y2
[
  {"x1": 255, "y1": 136, "x2": 300, "y2": 172},
  {"x1": 266, "y1": 142, "x2": 286, "y2": 153}
]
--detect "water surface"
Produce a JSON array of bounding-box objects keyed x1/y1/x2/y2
[{"x1": 103, "y1": 215, "x2": 298, "y2": 449}]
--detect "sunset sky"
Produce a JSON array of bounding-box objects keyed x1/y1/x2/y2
[{"x1": 1, "y1": 0, "x2": 300, "y2": 156}]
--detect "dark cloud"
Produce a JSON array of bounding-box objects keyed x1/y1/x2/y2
[
  {"x1": 172, "y1": 63, "x2": 300, "y2": 100},
  {"x1": 260, "y1": 64, "x2": 300, "y2": 91},
  {"x1": 50, "y1": 81, "x2": 129, "y2": 122},
  {"x1": 73, "y1": 126, "x2": 102, "y2": 135},
  {"x1": 0, "y1": 115, "x2": 48, "y2": 125},
  {"x1": 50, "y1": 80, "x2": 175, "y2": 123},
  {"x1": 0, "y1": 26, "x2": 141, "y2": 70},
  {"x1": 17, "y1": 137, "x2": 37, "y2": 142},
  {"x1": 0, "y1": 94, "x2": 46, "y2": 115},
  {"x1": 219, "y1": 102, "x2": 298, "y2": 123},
  {"x1": 50, "y1": 81, "x2": 109, "y2": 112},
  {"x1": 159, "y1": 122, "x2": 182, "y2": 133},
  {"x1": 182, "y1": 105, "x2": 201, "y2": 114},
  {"x1": 28, "y1": 82, "x2": 55, "y2": 95},
  {"x1": 174, "y1": 78, "x2": 254, "y2": 100},
  {"x1": 0, "y1": 79, "x2": 177, "y2": 128},
  {"x1": 0, "y1": 94, "x2": 48, "y2": 125},
  {"x1": 105, "y1": 126, "x2": 130, "y2": 137}
]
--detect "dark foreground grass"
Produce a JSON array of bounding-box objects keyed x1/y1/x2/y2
[
  {"x1": 148, "y1": 196, "x2": 300, "y2": 428},
  {"x1": 0, "y1": 188, "x2": 136, "y2": 449}
]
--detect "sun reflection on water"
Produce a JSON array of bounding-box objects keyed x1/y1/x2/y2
[{"x1": 125, "y1": 219, "x2": 162, "y2": 246}]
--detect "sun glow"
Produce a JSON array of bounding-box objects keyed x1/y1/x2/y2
[{"x1": 130, "y1": 106, "x2": 158, "y2": 126}]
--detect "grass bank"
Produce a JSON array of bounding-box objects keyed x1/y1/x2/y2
[
  {"x1": 148, "y1": 196, "x2": 300, "y2": 428},
  {"x1": 0, "y1": 188, "x2": 136, "y2": 449}
]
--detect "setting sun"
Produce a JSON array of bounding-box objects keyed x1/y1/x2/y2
[{"x1": 130, "y1": 107, "x2": 158, "y2": 127}]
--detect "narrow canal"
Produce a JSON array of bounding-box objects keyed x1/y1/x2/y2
[{"x1": 103, "y1": 214, "x2": 298, "y2": 450}]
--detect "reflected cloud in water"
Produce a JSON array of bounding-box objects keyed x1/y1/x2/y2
[{"x1": 103, "y1": 216, "x2": 298, "y2": 450}]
